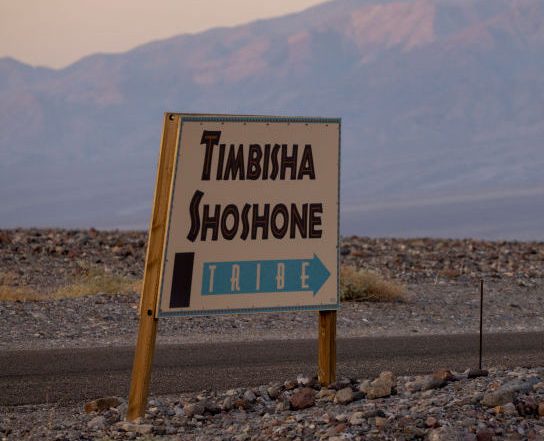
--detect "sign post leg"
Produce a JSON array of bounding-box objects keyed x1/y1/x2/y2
[
  {"x1": 318, "y1": 310, "x2": 337, "y2": 386},
  {"x1": 127, "y1": 311, "x2": 158, "y2": 420},
  {"x1": 127, "y1": 113, "x2": 181, "y2": 421}
]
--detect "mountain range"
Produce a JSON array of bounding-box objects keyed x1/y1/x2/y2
[{"x1": 1, "y1": 0, "x2": 543, "y2": 239}]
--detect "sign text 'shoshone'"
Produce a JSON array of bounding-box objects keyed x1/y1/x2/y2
[{"x1": 188, "y1": 130, "x2": 322, "y2": 242}]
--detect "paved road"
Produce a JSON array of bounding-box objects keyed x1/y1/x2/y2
[{"x1": 1, "y1": 332, "x2": 542, "y2": 406}]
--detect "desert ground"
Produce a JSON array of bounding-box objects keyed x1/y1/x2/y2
[{"x1": 0, "y1": 229, "x2": 543, "y2": 440}]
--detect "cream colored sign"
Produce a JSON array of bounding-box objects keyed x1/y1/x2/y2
[{"x1": 157, "y1": 115, "x2": 340, "y2": 316}]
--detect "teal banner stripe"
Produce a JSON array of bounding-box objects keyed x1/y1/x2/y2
[{"x1": 201, "y1": 254, "x2": 330, "y2": 297}]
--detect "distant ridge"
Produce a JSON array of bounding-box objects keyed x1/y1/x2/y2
[{"x1": 1, "y1": 0, "x2": 543, "y2": 239}]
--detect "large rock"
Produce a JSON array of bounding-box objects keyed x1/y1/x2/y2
[
  {"x1": 432, "y1": 369, "x2": 455, "y2": 383},
  {"x1": 289, "y1": 388, "x2": 315, "y2": 410},
  {"x1": 334, "y1": 387, "x2": 354, "y2": 404},
  {"x1": 481, "y1": 387, "x2": 516, "y2": 407},
  {"x1": 84, "y1": 397, "x2": 122, "y2": 413},
  {"x1": 481, "y1": 379, "x2": 538, "y2": 408},
  {"x1": 405, "y1": 375, "x2": 446, "y2": 393},
  {"x1": 364, "y1": 371, "x2": 396, "y2": 399}
]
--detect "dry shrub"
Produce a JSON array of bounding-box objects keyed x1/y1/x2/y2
[
  {"x1": 0, "y1": 267, "x2": 139, "y2": 302},
  {"x1": 51, "y1": 267, "x2": 139, "y2": 299},
  {"x1": 340, "y1": 266, "x2": 406, "y2": 302},
  {"x1": 0, "y1": 271, "x2": 42, "y2": 301}
]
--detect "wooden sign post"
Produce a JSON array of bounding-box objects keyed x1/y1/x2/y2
[
  {"x1": 318, "y1": 310, "x2": 337, "y2": 386},
  {"x1": 127, "y1": 113, "x2": 339, "y2": 420},
  {"x1": 127, "y1": 114, "x2": 181, "y2": 420}
]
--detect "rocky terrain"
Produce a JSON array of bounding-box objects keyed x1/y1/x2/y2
[
  {"x1": 0, "y1": 229, "x2": 543, "y2": 349},
  {"x1": 2, "y1": 366, "x2": 544, "y2": 440},
  {"x1": 2, "y1": 229, "x2": 543, "y2": 294},
  {"x1": 1, "y1": 229, "x2": 543, "y2": 440}
]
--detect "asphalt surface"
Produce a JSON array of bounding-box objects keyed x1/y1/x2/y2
[{"x1": 1, "y1": 332, "x2": 543, "y2": 406}]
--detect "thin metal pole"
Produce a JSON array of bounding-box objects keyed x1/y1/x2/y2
[{"x1": 479, "y1": 279, "x2": 483, "y2": 370}]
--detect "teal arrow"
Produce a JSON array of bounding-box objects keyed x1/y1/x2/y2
[{"x1": 201, "y1": 254, "x2": 331, "y2": 296}]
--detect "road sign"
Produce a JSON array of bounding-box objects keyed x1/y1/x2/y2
[
  {"x1": 157, "y1": 114, "x2": 340, "y2": 316},
  {"x1": 128, "y1": 114, "x2": 340, "y2": 420}
]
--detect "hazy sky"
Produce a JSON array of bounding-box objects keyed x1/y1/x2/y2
[{"x1": 0, "y1": 0, "x2": 327, "y2": 69}]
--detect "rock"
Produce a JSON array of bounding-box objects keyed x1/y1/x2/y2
[
  {"x1": 334, "y1": 387, "x2": 354, "y2": 404},
  {"x1": 366, "y1": 371, "x2": 396, "y2": 399},
  {"x1": 183, "y1": 401, "x2": 205, "y2": 418},
  {"x1": 243, "y1": 389, "x2": 256, "y2": 403},
  {"x1": 470, "y1": 392, "x2": 484, "y2": 404},
  {"x1": 359, "y1": 379, "x2": 371, "y2": 394},
  {"x1": 116, "y1": 402, "x2": 128, "y2": 418},
  {"x1": 482, "y1": 387, "x2": 516, "y2": 407},
  {"x1": 116, "y1": 421, "x2": 153, "y2": 434},
  {"x1": 514, "y1": 396, "x2": 538, "y2": 416},
  {"x1": 275, "y1": 397, "x2": 290, "y2": 412},
  {"x1": 334, "y1": 422, "x2": 347, "y2": 433},
  {"x1": 476, "y1": 430, "x2": 493, "y2": 441},
  {"x1": 406, "y1": 375, "x2": 446, "y2": 392},
  {"x1": 425, "y1": 416, "x2": 439, "y2": 428},
  {"x1": 87, "y1": 416, "x2": 106, "y2": 431},
  {"x1": 468, "y1": 368, "x2": 489, "y2": 379},
  {"x1": 283, "y1": 379, "x2": 298, "y2": 390},
  {"x1": 84, "y1": 397, "x2": 122, "y2": 413},
  {"x1": 532, "y1": 381, "x2": 544, "y2": 391},
  {"x1": 222, "y1": 396, "x2": 233, "y2": 411},
  {"x1": 480, "y1": 379, "x2": 538, "y2": 408},
  {"x1": 427, "y1": 427, "x2": 466, "y2": 441},
  {"x1": 296, "y1": 374, "x2": 312, "y2": 386},
  {"x1": 317, "y1": 388, "x2": 336, "y2": 400},
  {"x1": 375, "y1": 416, "x2": 387, "y2": 429},
  {"x1": 267, "y1": 385, "x2": 281, "y2": 399},
  {"x1": 204, "y1": 400, "x2": 221, "y2": 415},
  {"x1": 258, "y1": 385, "x2": 270, "y2": 400},
  {"x1": 0, "y1": 231, "x2": 11, "y2": 244},
  {"x1": 349, "y1": 411, "x2": 365, "y2": 425},
  {"x1": 233, "y1": 398, "x2": 252, "y2": 410},
  {"x1": 503, "y1": 402, "x2": 518, "y2": 416},
  {"x1": 289, "y1": 388, "x2": 315, "y2": 410},
  {"x1": 432, "y1": 369, "x2": 455, "y2": 383},
  {"x1": 539, "y1": 402, "x2": 544, "y2": 417},
  {"x1": 423, "y1": 377, "x2": 448, "y2": 390},
  {"x1": 340, "y1": 246, "x2": 351, "y2": 256},
  {"x1": 335, "y1": 413, "x2": 348, "y2": 422}
]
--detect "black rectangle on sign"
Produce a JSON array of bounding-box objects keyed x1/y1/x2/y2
[{"x1": 169, "y1": 252, "x2": 194, "y2": 308}]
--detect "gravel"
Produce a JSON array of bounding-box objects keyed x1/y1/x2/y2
[
  {"x1": 1, "y1": 229, "x2": 543, "y2": 439},
  {"x1": 0, "y1": 229, "x2": 543, "y2": 350},
  {"x1": 2, "y1": 367, "x2": 544, "y2": 440}
]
